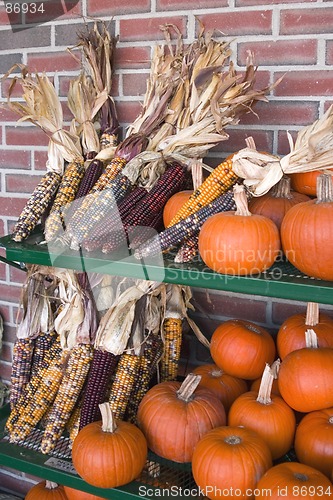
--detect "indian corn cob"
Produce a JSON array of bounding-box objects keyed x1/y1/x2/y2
[
  {"x1": 174, "y1": 235, "x2": 199, "y2": 263},
  {"x1": 79, "y1": 350, "x2": 120, "y2": 430},
  {"x1": 12, "y1": 171, "x2": 62, "y2": 242},
  {"x1": 124, "y1": 211, "x2": 164, "y2": 252},
  {"x1": 167, "y1": 156, "x2": 238, "y2": 227},
  {"x1": 108, "y1": 353, "x2": 141, "y2": 420},
  {"x1": 160, "y1": 318, "x2": 183, "y2": 382},
  {"x1": 40, "y1": 343, "x2": 94, "y2": 454},
  {"x1": 134, "y1": 187, "x2": 237, "y2": 259},
  {"x1": 66, "y1": 403, "x2": 82, "y2": 446},
  {"x1": 10, "y1": 338, "x2": 34, "y2": 410},
  {"x1": 30, "y1": 329, "x2": 58, "y2": 379},
  {"x1": 44, "y1": 160, "x2": 86, "y2": 241}
]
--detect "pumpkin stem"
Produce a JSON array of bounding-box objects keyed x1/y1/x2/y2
[
  {"x1": 256, "y1": 363, "x2": 276, "y2": 404},
  {"x1": 305, "y1": 302, "x2": 319, "y2": 326},
  {"x1": 316, "y1": 173, "x2": 333, "y2": 203},
  {"x1": 177, "y1": 373, "x2": 201, "y2": 402},
  {"x1": 99, "y1": 402, "x2": 117, "y2": 433},
  {"x1": 45, "y1": 481, "x2": 59, "y2": 489},
  {"x1": 225, "y1": 435, "x2": 242, "y2": 445},
  {"x1": 271, "y1": 175, "x2": 293, "y2": 199},
  {"x1": 329, "y1": 416, "x2": 333, "y2": 424},
  {"x1": 233, "y1": 184, "x2": 252, "y2": 216},
  {"x1": 305, "y1": 328, "x2": 318, "y2": 348},
  {"x1": 294, "y1": 473, "x2": 308, "y2": 482},
  {"x1": 211, "y1": 369, "x2": 223, "y2": 377}
]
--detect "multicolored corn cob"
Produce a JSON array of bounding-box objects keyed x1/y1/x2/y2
[
  {"x1": 44, "y1": 160, "x2": 85, "y2": 241},
  {"x1": 79, "y1": 350, "x2": 120, "y2": 430},
  {"x1": 160, "y1": 318, "x2": 183, "y2": 382},
  {"x1": 30, "y1": 330, "x2": 58, "y2": 379},
  {"x1": 9, "y1": 348, "x2": 68, "y2": 444},
  {"x1": 167, "y1": 156, "x2": 238, "y2": 227},
  {"x1": 134, "y1": 188, "x2": 237, "y2": 259},
  {"x1": 12, "y1": 171, "x2": 62, "y2": 242},
  {"x1": 40, "y1": 343, "x2": 93, "y2": 454},
  {"x1": 108, "y1": 353, "x2": 141, "y2": 420},
  {"x1": 125, "y1": 212, "x2": 164, "y2": 251},
  {"x1": 66, "y1": 404, "x2": 81, "y2": 446},
  {"x1": 174, "y1": 235, "x2": 199, "y2": 263},
  {"x1": 10, "y1": 338, "x2": 34, "y2": 410}
]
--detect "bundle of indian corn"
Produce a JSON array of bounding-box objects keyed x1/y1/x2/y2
[{"x1": 232, "y1": 104, "x2": 333, "y2": 196}]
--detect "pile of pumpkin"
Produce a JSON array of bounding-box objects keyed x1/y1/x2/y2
[{"x1": 25, "y1": 301, "x2": 333, "y2": 500}]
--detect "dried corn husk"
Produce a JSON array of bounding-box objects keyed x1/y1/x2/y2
[{"x1": 232, "y1": 105, "x2": 333, "y2": 196}]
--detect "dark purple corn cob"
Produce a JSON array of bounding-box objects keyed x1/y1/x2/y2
[
  {"x1": 134, "y1": 187, "x2": 237, "y2": 259},
  {"x1": 75, "y1": 159, "x2": 104, "y2": 200},
  {"x1": 79, "y1": 350, "x2": 120, "y2": 430},
  {"x1": 10, "y1": 338, "x2": 34, "y2": 410}
]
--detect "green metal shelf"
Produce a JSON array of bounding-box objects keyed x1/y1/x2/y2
[{"x1": 0, "y1": 230, "x2": 333, "y2": 304}]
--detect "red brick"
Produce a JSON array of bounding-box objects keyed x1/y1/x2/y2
[
  {"x1": 58, "y1": 76, "x2": 71, "y2": 97},
  {"x1": 277, "y1": 129, "x2": 298, "y2": 156},
  {"x1": 240, "y1": 100, "x2": 319, "y2": 127},
  {"x1": 0, "y1": 306, "x2": 11, "y2": 324},
  {"x1": 238, "y1": 39, "x2": 317, "y2": 66},
  {"x1": 25, "y1": 0, "x2": 82, "y2": 23},
  {"x1": 34, "y1": 150, "x2": 49, "y2": 171},
  {"x1": 3, "y1": 325, "x2": 18, "y2": 343},
  {"x1": 0, "y1": 104, "x2": 23, "y2": 122},
  {"x1": 5, "y1": 173, "x2": 43, "y2": 193},
  {"x1": 326, "y1": 40, "x2": 333, "y2": 65},
  {"x1": 122, "y1": 72, "x2": 149, "y2": 97},
  {"x1": 1, "y1": 342, "x2": 12, "y2": 363},
  {"x1": 0, "y1": 360, "x2": 12, "y2": 381},
  {"x1": 0, "y1": 261, "x2": 6, "y2": 280},
  {"x1": 274, "y1": 70, "x2": 333, "y2": 96},
  {"x1": 0, "y1": 283, "x2": 22, "y2": 302},
  {"x1": 280, "y1": 7, "x2": 333, "y2": 35},
  {"x1": 115, "y1": 46, "x2": 152, "y2": 70},
  {"x1": 272, "y1": 301, "x2": 307, "y2": 326},
  {"x1": 212, "y1": 128, "x2": 274, "y2": 155},
  {"x1": 27, "y1": 51, "x2": 80, "y2": 73},
  {"x1": 0, "y1": 149, "x2": 31, "y2": 170},
  {"x1": 237, "y1": 0, "x2": 314, "y2": 4},
  {"x1": 9, "y1": 265, "x2": 26, "y2": 285},
  {"x1": 61, "y1": 101, "x2": 74, "y2": 122},
  {"x1": 119, "y1": 16, "x2": 187, "y2": 42},
  {"x1": 88, "y1": 0, "x2": 150, "y2": 16},
  {"x1": 0, "y1": 196, "x2": 27, "y2": 217},
  {"x1": 115, "y1": 100, "x2": 145, "y2": 126},
  {"x1": 1, "y1": 78, "x2": 24, "y2": 99},
  {"x1": 5, "y1": 126, "x2": 49, "y2": 147},
  {"x1": 198, "y1": 10, "x2": 272, "y2": 36},
  {"x1": 157, "y1": 0, "x2": 228, "y2": 9},
  {"x1": 0, "y1": 5, "x2": 21, "y2": 25}
]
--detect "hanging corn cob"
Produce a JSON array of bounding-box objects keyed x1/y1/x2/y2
[
  {"x1": 108, "y1": 352, "x2": 141, "y2": 420},
  {"x1": 174, "y1": 235, "x2": 200, "y2": 263}
]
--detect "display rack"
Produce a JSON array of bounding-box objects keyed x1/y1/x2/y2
[{"x1": 0, "y1": 230, "x2": 331, "y2": 498}]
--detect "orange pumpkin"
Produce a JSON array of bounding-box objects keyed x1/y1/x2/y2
[
  {"x1": 278, "y1": 329, "x2": 333, "y2": 412},
  {"x1": 249, "y1": 175, "x2": 310, "y2": 231},
  {"x1": 255, "y1": 462, "x2": 333, "y2": 499},
  {"x1": 199, "y1": 184, "x2": 281, "y2": 276},
  {"x1": 210, "y1": 319, "x2": 276, "y2": 380},
  {"x1": 72, "y1": 403, "x2": 147, "y2": 489},
  {"x1": 294, "y1": 407, "x2": 333, "y2": 478},
  {"x1": 137, "y1": 373, "x2": 226, "y2": 463},
  {"x1": 228, "y1": 362, "x2": 296, "y2": 460},
  {"x1": 163, "y1": 190, "x2": 193, "y2": 227},
  {"x1": 290, "y1": 169, "x2": 333, "y2": 196},
  {"x1": 192, "y1": 363, "x2": 248, "y2": 412},
  {"x1": 192, "y1": 426, "x2": 272, "y2": 500},
  {"x1": 250, "y1": 376, "x2": 280, "y2": 396},
  {"x1": 277, "y1": 302, "x2": 333, "y2": 359},
  {"x1": 281, "y1": 173, "x2": 333, "y2": 281},
  {"x1": 25, "y1": 481, "x2": 68, "y2": 499},
  {"x1": 64, "y1": 486, "x2": 104, "y2": 499}
]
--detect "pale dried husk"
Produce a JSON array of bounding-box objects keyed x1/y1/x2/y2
[{"x1": 233, "y1": 105, "x2": 333, "y2": 196}]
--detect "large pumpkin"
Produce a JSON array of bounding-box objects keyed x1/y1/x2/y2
[
  {"x1": 72, "y1": 403, "x2": 147, "y2": 489},
  {"x1": 199, "y1": 184, "x2": 281, "y2": 275},
  {"x1": 255, "y1": 462, "x2": 333, "y2": 499},
  {"x1": 25, "y1": 481, "x2": 68, "y2": 499},
  {"x1": 248, "y1": 175, "x2": 310, "y2": 231},
  {"x1": 278, "y1": 329, "x2": 333, "y2": 412},
  {"x1": 210, "y1": 319, "x2": 276, "y2": 380},
  {"x1": 137, "y1": 373, "x2": 226, "y2": 463},
  {"x1": 294, "y1": 407, "x2": 333, "y2": 478},
  {"x1": 281, "y1": 173, "x2": 333, "y2": 280},
  {"x1": 228, "y1": 362, "x2": 296, "y2": 460},
  {"x1": 277, "y1": 302, "x2": 333, "y2": 359},
  {"x1": 163, "y1": 190, "x2": 193, "y2": 227},
  {"x1": 290, "y1": 169, "x2": 333, "y2": 196},
  {"x1": 192, "y1": 363, "x2": 248, "y2": 412},
  {"x1": 192, "y1": 426, "x2": 272, "y2": 500}
]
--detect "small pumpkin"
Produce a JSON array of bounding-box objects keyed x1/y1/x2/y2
[
  {"x1": 64, "y1": 486, "x2": 105, "y2": 500},
  {"x1": 137, "y1": 373, "x2": 226, "y2": 463},
  {"x1": 290, "y1": 169, "x2": 333, "y2": 196},
  {"x1": 192, "y1": 363, "x2": 248, "y2": 412},
  {"x1": 25, "y1": 481, "x2": 68, "y2": 499},
  {"x1": 278, "y1": 329, "x2": 333, "y2": 412},
  {"x1": 294, "y1": 407, "x2": 333, "y2": 478},
  {"x1": 210, "y1": 319, "x2": 276, "y2": 380},
  {"x1": 249, "y1": 175, "x2": 310, "y2": 231},
  {"x1": 277, "y1": 302, "x2": 333, "y2": 359},
  {"x1": 192, "y1": 426, "x2": 272, "y2": 500},
  {"x1": 255, "y1": 462, "x2": 333, "y2": 499},
  {"x1": 281, "y1": 173, "x2": 333, "y2": 281},
  {"x1": 72, "y1": 403, "x2": 147, "y2": 489},
  {"x1": 198, "y1": 184, "x2": 281, "y2": 276},
  {"x1": 228, "y1": 361, "x2": 296, "y2": 460},
  {"x1": 163, "y1": 190, "x2": 193, "y2": 227}
]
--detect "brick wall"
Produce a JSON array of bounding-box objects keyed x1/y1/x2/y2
[{"x1": 0, "y1": 0, "x2": 333, "y2": 495}]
